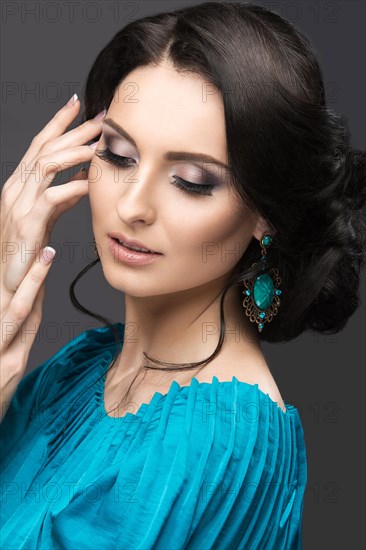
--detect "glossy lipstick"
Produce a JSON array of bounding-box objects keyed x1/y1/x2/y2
[
  {"x1": 108, "y1": 232, "x2": 160, "y2": 254},
  {"x1": 108, "y1": 236, "x2": 163, "y2": 265}
]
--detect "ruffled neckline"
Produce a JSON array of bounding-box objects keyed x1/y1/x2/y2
[{"x1": 94, "y1": 323, "x2": 301, "y2": 423}]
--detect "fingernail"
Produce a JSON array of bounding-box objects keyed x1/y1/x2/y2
[
  {"x1": 66, "y1": 93, "x2": 78, "y2": 106},
  {"x1": 93, "y1": 109, "x2": 107, "y2": 122},
  {"x1": 41, "y1": 246, "x2": 56, "y2": 264},
  {"x1": 89, "y1": 142, "x2": 98, "y2": 149}
]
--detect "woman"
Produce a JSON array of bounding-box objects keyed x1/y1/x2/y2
[{"x1": 1, "y1": 2, "x2": 365, "y2": 549}]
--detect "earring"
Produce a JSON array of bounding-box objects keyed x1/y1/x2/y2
[{"x1": 242, "y1": 234, "x2": 282, "y2": 332}]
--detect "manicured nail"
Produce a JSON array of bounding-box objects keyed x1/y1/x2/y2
[
  {"x1": 41, "y1": 246, "x2": 56, "y2": 264},
  {"x1": 93, "y1": 109, "x2": 107, "y2": 122},
  {"x1": 66, "y1": 93, "x2": 78, "y2": 106}
]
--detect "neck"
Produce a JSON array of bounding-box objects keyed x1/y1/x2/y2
[{"x1": 110, "y1": 274, "x2": 262, "y2": 381}]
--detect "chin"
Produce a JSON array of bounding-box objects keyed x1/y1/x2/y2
[{"x1": 101, "y1": 268, "x2": 163, "y2": 297}]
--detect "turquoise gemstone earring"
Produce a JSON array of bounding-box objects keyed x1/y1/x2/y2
[{"x1": 242, "y1": 234, "x2": 282, "y2": 332}]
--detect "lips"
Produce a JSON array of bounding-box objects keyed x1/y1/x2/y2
[
  {"x1": 112, "y1": 239, "x2": 152, "y2": 254},
  {"x1": 107, "y1": 236, "x2": 163, "y2": 265},
  {"x1": 107, "y1": 232, "x2": 162, "y2": 254}
]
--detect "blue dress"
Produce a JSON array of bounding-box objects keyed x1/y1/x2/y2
[{"x1": 0, "y1": 323, "x2": 307, "y2": 549}]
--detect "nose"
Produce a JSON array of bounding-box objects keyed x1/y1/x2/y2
[{"x1": 115, "y1": 165, "x2": 157, "y2": 224}]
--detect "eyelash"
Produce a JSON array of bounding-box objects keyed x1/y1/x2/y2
[{"x1": 95, "y1": 147, "x2": 215, "y2": 197}]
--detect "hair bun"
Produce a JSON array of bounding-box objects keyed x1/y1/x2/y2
[{"x1": 343, "y1": 148, "x2": 366, "y2": 210}]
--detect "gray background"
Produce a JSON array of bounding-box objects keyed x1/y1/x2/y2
[{"x1": 1, "y1": 1, "x2": 365, "y2": 548}]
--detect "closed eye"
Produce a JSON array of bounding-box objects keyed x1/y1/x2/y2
[{"x1": 95, "y1": 147, "x2": 215, "y2": 197}]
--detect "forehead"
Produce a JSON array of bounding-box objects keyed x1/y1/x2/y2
[{"x1": 107, "y1": 63, "x2": 228, "y2": 163}]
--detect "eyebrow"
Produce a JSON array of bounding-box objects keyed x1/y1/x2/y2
[{"x1": 103, "y1": 118, "x2": 230, "y2": 172}]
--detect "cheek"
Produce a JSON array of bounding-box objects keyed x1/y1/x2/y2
[{"x1": 168, "y1": 201, "x2": 253, "y2": 270}]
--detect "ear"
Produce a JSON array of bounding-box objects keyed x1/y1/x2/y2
[{"x1": 253, "y1": 216, "x2": 271, "y2": 242}]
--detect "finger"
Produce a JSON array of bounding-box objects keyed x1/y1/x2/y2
[
  {"x1": 45, "y1": 178, "x2": 89, "y2": 234},
  {"x1": 29, "y1": 178, "x2": 90, "y2": 229},
  {"x1": 5, "y1": 106, "x2": 104, "y2": 202},
  {"x1": 34, "y1": 111, "x2": 106, "y2": 158},
  {"x1": 4, "y1": 284, "x2": 44, "y2": 357},
  {"x1": 45, "y1": 167, "x2": 89, "y2": 230},
  {"x1": 13, "y1": 145, "x2": 96, "y2": 212},
  {"x1": 2, "y1": 97, "x2": 82, "y2": 194},
  {"x1": 1, "y1": 179, "x2": 88, "y2": 296},
  {"x1": 0, "y1": 247, "x2": 56, "y2": 351}
]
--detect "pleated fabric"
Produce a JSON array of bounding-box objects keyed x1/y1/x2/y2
[{"x1": 0, "y1": 323, "x2": 307, "y2": 550}]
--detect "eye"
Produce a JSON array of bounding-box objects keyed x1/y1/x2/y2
[
  {"x1": 170, "y1": 176, "x2": 214, "y2": 197},
  {"x1": 95, "y1": 147, "x2": 215, "y2": 197},
  {"x1": 96, "y1": 147, "x2": 134, "y2": 168}
]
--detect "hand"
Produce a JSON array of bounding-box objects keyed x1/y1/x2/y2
[{"x1": 0, "y1": 94, "x2": 105, "y2": 421}]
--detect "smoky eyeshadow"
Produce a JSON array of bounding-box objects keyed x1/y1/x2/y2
[
  {"x1": 103, "y1": 132, "x2": 136, "y2": 158},
  {"x1": 101, "y1": 128, "x2": 224, "y2": 185}
]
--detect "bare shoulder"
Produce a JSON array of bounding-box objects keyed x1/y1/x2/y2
[{"x1": 193, "y1": 353, "x2": 287, "y2": 413}]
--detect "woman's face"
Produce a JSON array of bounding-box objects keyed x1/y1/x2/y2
[{"x1": 88, "y1": 61, "x2": 260, "y2": 298}]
